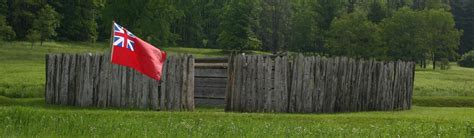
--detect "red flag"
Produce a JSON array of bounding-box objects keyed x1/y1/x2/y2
[{"x1": 110, "y1": 22, "x2": 166, "y2": 81}]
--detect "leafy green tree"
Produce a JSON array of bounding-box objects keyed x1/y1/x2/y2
[
  {"x1": 288, "y1": 0, "x2": 320, "y2": 53},
  {"x1": 380, "y1": 7, "x2": 461, "y2": 69},
  {"x1": 0, "y1": 15, "x2": 15, "y2": 43},
  {"x1": 367, "y1": 1, "x2": 390, "y2": 23},
  {"x1": 380, "y1": 7, "x2": 429, "y2": 62},
  {"x1": 7, "y1": 0, "x2": 45, "y2": 39},
  {"x1": 0, "y1": 0, "x2": 7, "y2": 16},
  {"x1": 412, "y1": 0, "x2": 450, "y2": 10},
  {"x1": 421, "y1": 9, "x2": 462, "y2": 69},
  {"x1": 313, "y1": 0, "x2": 347, "y2": 54},
  {"x1": 327, "y1": 10, "x2": 382, "y2": 59},
  {"x1": 199, "y1": 0, "x2": 229, "y2": 48},
  {"x1": 386, "y1": 0, "x2": 411, "y2": 9},
  {"x1": 102, "y1": 0, "x2": 182, "y2": 46},
  {"x1": 257, "y1": 0, "x2": 291, "y2": 53},
  {"x1": 31, "y1": 5, "x2": 60, "y2": 46},
  {"x1": 55, "y1": 0, "x2": 103, "y2": 42},
  {"x1": 171, "y1": 0, "x2": 206, "y2": 48},
  {"x1": 218, "y1": 0, "x2": 261, "y2": 52},
  {"x1": 458, "y1": 50, "x2": 474, "y2": 68},
  {"x1": 26, "y1": 29, "x2": 40, "y2": 47},
  {"x1": 451, "y1": 0, "x2": 474, "y2": 55}
]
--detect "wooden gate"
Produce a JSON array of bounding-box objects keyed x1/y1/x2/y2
[{"x1": 194, "y1": 57, "x2": 228, "y2": 106}]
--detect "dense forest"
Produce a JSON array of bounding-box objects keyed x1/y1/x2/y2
[{"x1": 0, "y1": 0, "x2": 473, "y2": 68}]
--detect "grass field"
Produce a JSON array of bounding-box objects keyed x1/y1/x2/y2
[
  {"x1": 415, "y1": 63, "x2": 474, "y2": 97},
  {"x1": 1, "y1": 42, "x2": 474, "y2": 136},
  {"x1": 0, "y1": 97, "x2": 473, "y2": 137}
]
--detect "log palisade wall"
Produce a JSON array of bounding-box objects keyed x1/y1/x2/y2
[
  {"x1": 225, "y1": 55, "x2": 415, "y2": 113},
  {"x1": 45, "y1": 53, "x2": 194, "y2": 111}
]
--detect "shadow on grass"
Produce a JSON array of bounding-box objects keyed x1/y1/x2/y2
[
  {"x1": 0, "y1": 96, "x2": 224, "y2": 112},
  {"x1": 3, "y1": 95, "x2": 474, "y2": 115},
  {"x1": 413, "y1": 96, "x2": 474, "y2": 107}
]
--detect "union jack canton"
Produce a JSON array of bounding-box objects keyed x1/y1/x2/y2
[{"x1": 113, "y1": 23, "x2": 136, "y2": 51}]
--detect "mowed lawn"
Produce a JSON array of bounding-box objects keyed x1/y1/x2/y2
[{"x1": 0, "y1": 42, "x2": 474, "y2": 136}]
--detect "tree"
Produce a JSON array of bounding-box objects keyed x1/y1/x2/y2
[
  {"x1": 313, "y1": 0, "x2": 347, "y2": 54},
  {"x1": 380, "y1": 7, "x2": 461, "y2": 69},
  {"x1": 0, "y1": 0, "x2": 7, "y2": 16},
  {"x1": 367, "y1": 1, "x2": 390, "y2": 23},
  {"x1": 7, "y1": 0, "x2": 45, "y2": 39},
  {"x1": 421, "y1": 9, "x2": 462, "y2": 69},
  {"x1": 102, "y1": 0, "x2": 182, "y2": 46},
  {"x1": 31, "y1": 4, "x2": 60, "y2": 46},
  {"x1": 327, "y1": 10, "x2": 383, "y2": 59},
  {"x1": 412, "y1": 0, "x2": 450, "y2": 10},
  {"x1": 451, "y1": 0, "x2": 474, "y2": 55},
  {"x1": 170, "y1": 0, "x2": 206, "y2": 48},
  {"x1": 288, "y1": 0, "x2": 320, "y2": 53},
  {"x1": 55, "y1": 0, "x2": 103, "y2": 42},
  {"x1": 202, "y1": 0, "x2": 228, "y2": 48},
  {"x1": 380, "y1": 7, "x2": 429, "y2": 62},
  {"x1": 26, "y1": 29, "x2": 40, "y2": 47},
  {"x1": 386, "y1": 0, "x2": 411, "y2": 9},
  {"x1": 0, "y1": 10, "x2": 15, "y2": 43},
  {"x1": 218, "y1": 0, "x2": 261, "y2": 52},
  {"x1": 457, "y1": 50, "x2": 474, "y2": 68},
  {"x1": 199, "y1": 0, "x2": 230, "y2": 48},
  {"x1": 257, "y1": 0, "x2": 291, "y2": 53}
]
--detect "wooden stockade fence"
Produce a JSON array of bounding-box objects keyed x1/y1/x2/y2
[
  {"x1": 45, "y1": 53, "x2": 194, "y2": 111},
  {"x1": 225, "y1": 55, "x2": 415, "y2": 113}
]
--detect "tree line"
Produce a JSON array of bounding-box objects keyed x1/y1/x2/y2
[{"x1": 0, "y1": 0, "x2": 473, "y2": 69}]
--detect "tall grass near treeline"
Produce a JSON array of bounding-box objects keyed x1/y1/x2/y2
[{"x1": 414, "y1": 63, "x2": 474, "y2": 97}]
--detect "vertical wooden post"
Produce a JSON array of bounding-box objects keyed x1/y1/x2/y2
[
  {"x1": 186, "y1": 55, "x2": 195, "y2": 111},
  {"x1": 225, "y1": 54, "x2": 235, "y2": 111}
]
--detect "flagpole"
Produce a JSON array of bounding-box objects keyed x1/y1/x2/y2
[{"x1": 109, "y1": 21, "x2": 115, "y2": 62}]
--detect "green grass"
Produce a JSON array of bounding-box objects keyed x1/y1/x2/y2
[
  {"x1": 0, "y1": 96, "x2": 472, "y2": 137},
  {"x1": 413, "y1": 96, "x2": 474, "y2": 107},
  {"x1": 414, "y1": 63, "x2": 474, "y2": 97}
]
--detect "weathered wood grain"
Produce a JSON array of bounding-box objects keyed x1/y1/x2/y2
[
  {"x1": 225, "y1": 54, "x2": 235, "y2": 111},
  {"x1": 187, "y1": 55, "x2": 195, "y2": 111},
  {"x1": 224, "y1": 55, "x2": 414, "y2": 113},
  {"x1": 45, "y1": 54, "x2": 53, "y2": 104},
  {"x1": 45, "y1": 54, "x2": 194, "y2": 111},
  {"x1": 195, "y1": 68, "x2": 227, "y2": 78},
  {"x1": 160, "y1": 58, "x2": 168, "y2": 110},
  {"x1": 256, "y1": 56, "x2": 264, "y2": 111},
  {"x1": 274, "y1": 56, "x2": 282, "y2": 112},
  {"x1": 233, "y1": 56, "x2": 240, "y2": 111},
  {"x1": 281, "y1": 56, "x2": 289, "y2": 112},
  {"x1": 264, "y1": 56, "x2": 272, "y2": 112}
]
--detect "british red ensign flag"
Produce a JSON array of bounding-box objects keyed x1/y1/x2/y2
[{"x1": 110, "y1": 22, "x2": 166, "y2": 81}]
